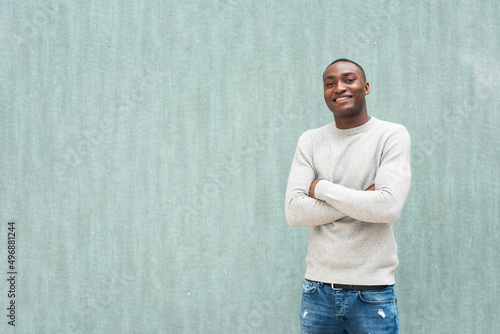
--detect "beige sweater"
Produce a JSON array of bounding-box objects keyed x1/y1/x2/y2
[{"x1": 285, "y1": 117, "x2": 411, "y2": 285}]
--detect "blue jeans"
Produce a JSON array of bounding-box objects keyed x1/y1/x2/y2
[{"x1": 300, "y1": 279, "x2": 399, "y2": 334}]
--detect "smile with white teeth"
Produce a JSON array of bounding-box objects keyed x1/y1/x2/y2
[{"x1": 334, "y1": 96, "x2": 351, "y2": 102}]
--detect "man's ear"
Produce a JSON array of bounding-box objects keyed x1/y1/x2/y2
[{"x1": 364, "y1": 82, "x2": 370, "y2": 95}]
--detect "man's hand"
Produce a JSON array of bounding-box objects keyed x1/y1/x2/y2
[
  {"x1": 309, "y1": 179, "x2": 322, "y2": 198},
  {"x1": 310, "y1": 181, "x2": 375, "y2": 198}
]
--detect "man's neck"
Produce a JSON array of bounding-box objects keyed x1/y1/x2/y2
[{"x1": 334, "y1": 113, "x2": 371, "y2": 129}]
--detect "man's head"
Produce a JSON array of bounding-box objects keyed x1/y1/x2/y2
[
  {"x1": 324, "y1": 58, "x2": 366, "y2": 81},
  {"x1": 322, "y1": 59, "x2": 370, "y2": 127}
]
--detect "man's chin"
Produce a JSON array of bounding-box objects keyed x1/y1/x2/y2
[{"x1": 331, "y1": 109, "x2": 357, "y2": 117}]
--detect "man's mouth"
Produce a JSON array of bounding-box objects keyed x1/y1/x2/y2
[{"x1": 333, "y1": 96, "x2": 352, "y2": 102}]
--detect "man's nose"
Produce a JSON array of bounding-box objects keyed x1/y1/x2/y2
[{"x1": 335, "y1": 81, "x2": 346, "y2": 93}]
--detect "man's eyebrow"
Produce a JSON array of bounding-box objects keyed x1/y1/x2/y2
[{"x1": 323, "y1": 72, "x2": 358, "y2": 81}]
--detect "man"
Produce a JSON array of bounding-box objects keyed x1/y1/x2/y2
[{"x1": 285, "y1": 59, "x2": 411, "y2": 333}]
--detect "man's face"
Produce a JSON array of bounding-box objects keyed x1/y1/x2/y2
[{"x1": 323, "y1": 62, "x2": 370, "y2": 118}]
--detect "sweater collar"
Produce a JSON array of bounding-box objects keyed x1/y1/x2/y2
[{"x1": 330, "y1": 116, "x2": 377, "y2": 136}]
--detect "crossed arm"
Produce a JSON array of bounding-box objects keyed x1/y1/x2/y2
[
  {"x1": 310, "y1": 180, "x2": 375, "y2": 198},
  {"x1": 285, "y1": 130, "x2": 411, "y2": 227}
]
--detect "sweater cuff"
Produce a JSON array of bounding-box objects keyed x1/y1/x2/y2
[{"x1": 314, "y1": 179, "x2": 335, "y2": 201}]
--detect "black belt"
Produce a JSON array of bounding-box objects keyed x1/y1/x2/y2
[{"x1": 328, "y1": 283, "x2": 388, "y2": 291}]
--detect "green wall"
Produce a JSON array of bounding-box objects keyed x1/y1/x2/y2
[{"x1": 1, "y1": 0, "x2": 499, "y2": 333}]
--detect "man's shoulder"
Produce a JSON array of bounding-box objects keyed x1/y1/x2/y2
[
  {"x1": 300, "y1": 123, "x2": 333, "y2": 138},
  {"x1": 294, "y1": 123, "x2": 334, "y2": 148},
  {"x1": 372, "y1": 117, "x2": 409, "y2": 135}
]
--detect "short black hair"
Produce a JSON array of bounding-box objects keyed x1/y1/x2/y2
[{"x1": 325, "y1": 58, "x2": 366, "y2": 80}]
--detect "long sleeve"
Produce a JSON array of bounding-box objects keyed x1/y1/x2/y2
[
  {"x1": 285, "y1": 132, "x2": 347, "y2": 227},
  {"x1": 314, "y1": 129, "x2": 411, "y2": 224}
]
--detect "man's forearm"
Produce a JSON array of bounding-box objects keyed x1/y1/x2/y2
[
  {"x1": 285, "y1": 132, "x2": 348, "y2": 227},
  {"x1": 313, "y1": 179, "x2": 410, "y2": 224},
  {"x1": 310, "y1": 179, "x2": 374, "y2": 198},
  {"x1": 285, "y1": 193, "x2": 347, "y2": 227}
]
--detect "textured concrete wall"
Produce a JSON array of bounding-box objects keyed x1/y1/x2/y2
[{"x1": 1, "y1": 0, "x2": 499, "y2": 333}]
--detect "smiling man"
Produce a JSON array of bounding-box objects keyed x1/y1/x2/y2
[{"x1": 285, "y1": 59, "x2": 411, "y2": 333}]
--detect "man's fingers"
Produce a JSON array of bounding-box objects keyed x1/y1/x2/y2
[{"x1": 309, "y1": 179, "x2": 321, "y2": 198}]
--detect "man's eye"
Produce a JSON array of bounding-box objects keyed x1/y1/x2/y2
[
  {"x1": 326, "y1": 82, "x2": 334, "y2": 87},
  {"x1": 346, "y1": 78, "x2": 355, "y2": 83}
]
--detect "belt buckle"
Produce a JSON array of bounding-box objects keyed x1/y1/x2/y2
[{"x1": 331, "y1": 284, "x2": 342, "y2": 290}]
